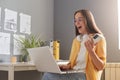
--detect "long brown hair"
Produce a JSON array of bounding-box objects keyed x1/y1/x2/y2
[{"x1": 74, "y1": 9, "x2": 102, "y2": 36}]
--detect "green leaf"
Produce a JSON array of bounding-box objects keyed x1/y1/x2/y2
[{"x1": 15, "y1": 34, "x2": 45, "y2": 62}]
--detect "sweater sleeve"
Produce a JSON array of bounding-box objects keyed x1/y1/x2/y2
[
  {"x1": 95, "y1": 37, "x2": 107, "y2": 68},
  {"x1": 69, "y1": 38, "x2": 80, "y2": 68}
]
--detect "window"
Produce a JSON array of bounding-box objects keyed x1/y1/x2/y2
[{"x1": 118, "y1": 0, "x2": 120, "y2": 49}]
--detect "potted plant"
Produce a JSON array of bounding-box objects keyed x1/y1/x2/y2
[{"x1": 16, "y1": 34, "x2": 45, "y2": 62}]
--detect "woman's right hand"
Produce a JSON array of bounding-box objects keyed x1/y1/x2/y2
[{"x1": 59, "y1": 64, "x2": 70, "y2": 70}]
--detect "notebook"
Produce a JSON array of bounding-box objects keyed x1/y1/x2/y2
[{"x1": 27, "y1": 46, "x2": 85, "y2": 74}]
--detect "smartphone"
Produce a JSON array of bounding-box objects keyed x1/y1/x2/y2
[{"x1": 93, "y1": 34, "x2": 102, "y2": 44}]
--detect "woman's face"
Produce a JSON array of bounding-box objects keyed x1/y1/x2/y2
[{"x1": 74, "y1": 12, "x2": 88, "y2": 34}]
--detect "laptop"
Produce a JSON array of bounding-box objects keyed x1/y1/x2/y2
[{"x1": 27, "y1": 46, "x2": 85, "y2": 74}]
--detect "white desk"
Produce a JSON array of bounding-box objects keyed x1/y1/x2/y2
[{"x1": 0, "y1": 62, "x2": 36, "y2": 80}]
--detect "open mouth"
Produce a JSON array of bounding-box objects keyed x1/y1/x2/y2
[{"x1": 77, "y1": 26, "x2": 82, "y2": 29}]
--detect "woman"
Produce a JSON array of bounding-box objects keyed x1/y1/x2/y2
[{"x1": 42, "y1": 9, "x2": 106, "y2": 80}]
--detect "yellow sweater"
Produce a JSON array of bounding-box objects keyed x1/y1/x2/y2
[{"x1": 69, "y1": 36, "x2": 106, "y2": 80}]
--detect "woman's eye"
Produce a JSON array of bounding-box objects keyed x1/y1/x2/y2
[
  {"x1": 78, "y1": 19, "x2": 82, "y2": 22},
  {"x1": 74, "y1": 17, "x2": 84, "y2": 23},
  {"x1": 74, "y1": 19, "x2": 82, "y2": 22},
  {"x1": 74, "y1": 20, "x2": 77, "y2": 22}
]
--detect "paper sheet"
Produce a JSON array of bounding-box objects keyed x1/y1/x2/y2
[
  {"x1": 0, "y1": 32, "x2": 10, "y2": 55},
  {"x1": 0, "y1": 7, "x2": 1, "y2": 29},
  {"x1": 13, "y1": 34, "x2": 25, "y2": 55},
  {"x1": 4, "y1": 8, "x2": 17, "y2": 32},
  {"x1": 20, "y1": 13, "x2": 31, "y2": 34}
]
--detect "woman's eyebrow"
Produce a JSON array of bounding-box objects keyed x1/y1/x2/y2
[{"x1": 74, "y1": 17, "x2": 84, "y2": 19}]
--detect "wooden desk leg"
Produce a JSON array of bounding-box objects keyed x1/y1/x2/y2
[{"x1": 8, "y1": 66, "x2": 14, "y2": 80}]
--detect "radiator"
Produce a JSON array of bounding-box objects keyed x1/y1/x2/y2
[{"x1": 105, "y1": 63, "x2": 120, "y2": 80}]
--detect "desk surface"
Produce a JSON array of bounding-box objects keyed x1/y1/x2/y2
[
  {"x1": 0, "y1": 62, "x2": 35, "y2": 66},
  {"x1": 0, "y1": 62, "x2": 36, "y2": 71}
]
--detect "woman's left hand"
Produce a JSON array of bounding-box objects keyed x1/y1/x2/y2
[
  {"x1": 84, "y1": 38, "x2": 95, "y2": 54},
  {"x1": 84, "y1": 37, "x2": 105, "y2": 70}
]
